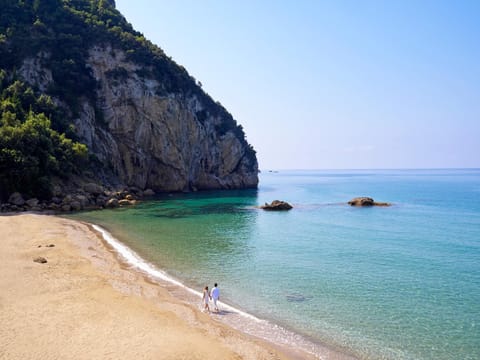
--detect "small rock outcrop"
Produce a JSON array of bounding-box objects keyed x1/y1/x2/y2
[
  {"x1": 118, "y1": 199, "x2": 136, "y2": 206},
  {"x1": 348, "y1": 197, "x2": 391, "y2": 207},
  {"x1": 0, "y1": 181, "x2": 153, "y2": 213},
  {"x1": 105, "y1": 198, "x2": 119, "y2": 208},
  {"x1": 260, "y1": 200, "x2": 293, "y2": 211}
]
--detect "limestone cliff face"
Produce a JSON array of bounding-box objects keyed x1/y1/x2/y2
[{"x1": 20, "y1": 46, "x2": 258, "y2": 192}]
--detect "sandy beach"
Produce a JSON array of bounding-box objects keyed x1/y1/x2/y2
[{"x1": 0, "y1": 213, "x2": 315, "y2": 360}]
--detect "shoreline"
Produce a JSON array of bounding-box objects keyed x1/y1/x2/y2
[
  {"x1": 88, "y1": 221, "x2": 357, "y2": 360},
  {"x1": 0, "y1": 213, "x2": 323, "y2": 359}
]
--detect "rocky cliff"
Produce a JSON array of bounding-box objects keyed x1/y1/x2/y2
[
  {"x1": 1, "y1": 0, "x2": 258, "y2": 198},
  {"x1": 82, "y1": 45, "x2": 257, "y2": 191}
]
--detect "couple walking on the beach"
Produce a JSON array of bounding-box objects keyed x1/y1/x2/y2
[{"x1": 202, "y1": 283, "x2": 220, "y2": 313}]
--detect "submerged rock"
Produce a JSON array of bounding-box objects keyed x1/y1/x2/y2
[
  {"x1": 348, "y1": 197, "x2": 391, "y2": 207},
  {"x1": 261, "y1": 200, "x2": 293, "y2": 211},
  {"x1": 285, "y1": 293, "x2": 310, "y2": 302}
]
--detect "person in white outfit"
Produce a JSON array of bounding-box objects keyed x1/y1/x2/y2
[
  {"x1": 210, "y1": 283, "x2": 220, "y2": 312},
  {"x1": 202, "y1": 286, "x2": 210, "y2": 313}
]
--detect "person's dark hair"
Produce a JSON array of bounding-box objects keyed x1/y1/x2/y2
[{"x1": 214, "y1": 283, "x2": 217, "y2": 287}]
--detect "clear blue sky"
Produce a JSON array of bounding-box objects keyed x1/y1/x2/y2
[{"x1": 115, "y1": 0, "x2": 479, "y2": 170}]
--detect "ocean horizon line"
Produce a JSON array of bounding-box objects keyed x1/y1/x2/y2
[{"x1": 260, "y1": 167, "x2": 480, "y2": 172}]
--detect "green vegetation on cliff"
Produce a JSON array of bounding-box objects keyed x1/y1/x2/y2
[{"x1": 0, "y1": 77, "x2": 88, "y2": 200}]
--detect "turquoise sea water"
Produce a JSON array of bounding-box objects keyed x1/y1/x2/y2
[{"x1": 69, "y1": 169, "x2": 480, "y2": 359}]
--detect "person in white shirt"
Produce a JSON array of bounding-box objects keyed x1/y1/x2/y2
[{"x1": 210, "y1": 283, "x2": 220, "y2": 312}]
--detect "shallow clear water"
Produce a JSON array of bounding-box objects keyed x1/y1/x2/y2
[{"x1": 69, "y1": 169, "x2": 480, "y2": 360}]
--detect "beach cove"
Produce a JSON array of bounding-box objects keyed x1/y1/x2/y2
[
  {"x1": 1, "y1": 170, "x2": 479, "y2": 360},
  {"x1": 0, "y1": 214, "x2": 319, "y2": 360}
]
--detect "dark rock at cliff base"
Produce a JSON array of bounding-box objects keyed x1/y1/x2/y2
[
  {"x1": 8, "y1": 192, "x2": 25, "y2": 206},
  {"x1": 84, "y1": 183, "x2": 104, "y2": 196},
  {"x1": 261, "y1": 200, "x2": 293, "y2": 211},
  {"x1": 143, "y1": 189, "x2": 155, "y2": 196},
  {"x1": 33, "y1": 257, "x2": 47, "y2": 264},
  {"x1": 348, "y1": 197, "x2": 391, "y2": 207},
  {"x1": 106, "y1": 198, "x2": 119, "y2": 208},
  {"x1": 26, "y1": 198, "x2": 39, "y2": 208},
  {"x1": 70, "y1": 201, "x2": 82, "y2": 211}
]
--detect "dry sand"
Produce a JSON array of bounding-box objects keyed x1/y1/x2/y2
[{"x1": 0, "y1": 214, "x2": 316, "y2": 360}]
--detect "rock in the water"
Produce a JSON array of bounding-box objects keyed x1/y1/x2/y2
[
  {"x1": 8, "y1": 192, "x2": 25, "y2": 206},
  {"x1": 261, "y1": 200, "x2": 293, "y2": 211},
  {"x1": 33, "y1": 257, "x2": 47, "y2": 264},
  {"x1": 348, "y1": 197, "x2": 391, "y2": 207},
  {"x1": 348, "y1": 197, "x2": 375, "y2": 206},
  {"x1": 118, "y1": 199, "x2": 134, "y2": 206}
]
